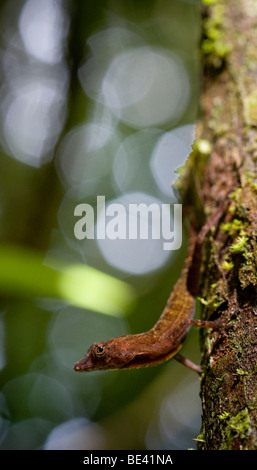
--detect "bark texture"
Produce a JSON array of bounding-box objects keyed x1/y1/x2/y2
[{"x1": 187, "y1": 0, "x2": 257, "y2": 450}]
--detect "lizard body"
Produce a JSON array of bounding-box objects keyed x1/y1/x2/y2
[{"x1": 74, "y1": 224, "x2": 216, "y2": 373}]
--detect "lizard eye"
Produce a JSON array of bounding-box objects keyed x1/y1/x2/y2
[{"x1": 94, "y1": 345, "x2": 105, "y2": 357}]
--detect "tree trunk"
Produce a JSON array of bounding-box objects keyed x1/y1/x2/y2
[{"x1": 187, "y1": 0, "x2": 257, "y2": 450}]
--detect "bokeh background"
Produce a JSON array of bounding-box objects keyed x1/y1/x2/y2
[{"x1": 0, "y1": 0, "x2": 202, "y2": 450}]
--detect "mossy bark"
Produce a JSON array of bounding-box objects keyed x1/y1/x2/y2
[{"x1": 187, "y1": 0, "x2": 257, "y2": 450}]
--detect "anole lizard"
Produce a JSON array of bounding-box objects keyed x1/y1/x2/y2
[{"x1": 74, "y1": 209, "x2": 225, "y2": 375}]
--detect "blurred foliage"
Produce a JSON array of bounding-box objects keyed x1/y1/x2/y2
[
  {"x1": 0, "y1": 244, "x2": 135, "y2": 314},
  {"x1": 0, "y1": 0, "x2": 202, "y2": 450}
]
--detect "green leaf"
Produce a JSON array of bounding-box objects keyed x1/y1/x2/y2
[{"x1": 0, "y1": 244, "x2": 135, "y2": 316}]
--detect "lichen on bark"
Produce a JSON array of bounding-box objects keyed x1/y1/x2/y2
[{"x1": 182, "y1": 0, "x2": 257, "y2": 450}]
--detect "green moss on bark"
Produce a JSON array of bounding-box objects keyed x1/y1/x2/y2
[{"x1": 192, "y1": 0, "x2": 257, "y2": 450}]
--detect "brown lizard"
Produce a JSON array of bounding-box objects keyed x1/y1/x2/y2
[{"x1": 74, "y1": 208, "x2": 225, "y2": 375}]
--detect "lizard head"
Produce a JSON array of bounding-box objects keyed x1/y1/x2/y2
[{"x1": 73, "y1": 336, "x2": 135, "y2": 372}]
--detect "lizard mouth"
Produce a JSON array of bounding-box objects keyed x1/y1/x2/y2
[{"x1": 73, "y1": 355, "x2": 94, "y2": 372}]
